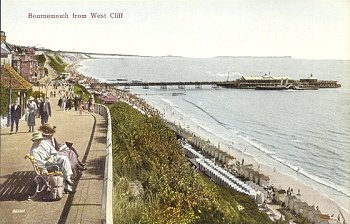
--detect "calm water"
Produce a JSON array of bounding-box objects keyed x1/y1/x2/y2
[{"x1": 78, "y1": 56, "x2": 350, "y2": 211}]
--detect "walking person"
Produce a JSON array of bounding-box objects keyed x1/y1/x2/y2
[
  {"x1": 35, "y1": 97, "x2": 42, "y2": 118},
  {"x1": 88, "y1": 95, "x2": 94, "y2": 112},
  {"x1": 61, "y1": 95, "x2": 67, "y2": 111},
  {"x1": 39, "y1": 97, "x2": 52, "y2": 125},
  {"x1": 26, "y1": 96, "x2": 37, "y2": 132},
  {"x1": 74, "y1": 96, "x2": 78, "y2": 111},
  {"x1": 79, "y1": 100, "x2": 84, "y2": 115},
  {"x1": 10, "y1": 100, "x2": 21, "y2": 134}
]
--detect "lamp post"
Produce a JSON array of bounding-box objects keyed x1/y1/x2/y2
[{"x1": 7, "y1": 76, "x2": 12, "y2": 127}]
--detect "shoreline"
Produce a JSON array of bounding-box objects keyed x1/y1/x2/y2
[
  {"x1": 161, "y1": 105, "x2": 350, "y2": 222},
  {"x1": 69, "y1": 57, "x2": 349, "y2": 223}
]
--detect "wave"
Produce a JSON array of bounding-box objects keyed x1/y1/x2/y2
[
  {"x1": 160, "y1": 97, "x2": 175, "y2": 107},
  {"x1": 291, "y1": 139, "x2": 302, "y2": 143},
  {"x1": 160, "y1": 96, "x2": 350, "y2": 198},
  {"x1": 183, "y1": 99, "x2": 228, "y2": 128},
  {"x1": 239, "y1": 134, "x2": 350, "y2": 197}
]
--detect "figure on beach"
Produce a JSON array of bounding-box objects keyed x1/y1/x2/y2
[
  {"x1": 10, "y1": 100, "x2": 21, "y2": 134},
  {"x1": 26, "y1": 96, "x2": 37, "y2": 132}
]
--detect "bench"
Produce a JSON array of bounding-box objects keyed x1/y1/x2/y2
[{"x1": 25, "y1": 154, "x2": 64, "y2": 200}]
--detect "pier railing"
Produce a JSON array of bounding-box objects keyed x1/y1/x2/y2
[{"x1": 94, "y1": 104, "x2": 113, "y2": 224}]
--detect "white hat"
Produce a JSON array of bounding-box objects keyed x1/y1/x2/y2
[{"x1": 31, "y1": 131, "x2": 44, "y2": 141}]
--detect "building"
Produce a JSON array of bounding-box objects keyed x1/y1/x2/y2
[
  {"x1": 1, "y1": 31, "x2": 12, "y2": 66},
  {"x1": 12, "y1": 47, "x2": 40, "y2": 82},
  {"x1": 249, "y1": 170, "x2": 260, "y2": 183},
  {"x1": 302, "y1": 205, "x2": 316, "y2": 219},
  {"x1": 240, "y1": 166, "x2": 254, "y2": 179},
  {"x1": 315, "y1": 214, "x2": 331, "y2": 224},
  {"x1": 294, "y1": 201, "x2": 308, "y2": 215},
  {"x1": 236, "y1": 75, "x2": 293, "y2": 89},
  {"x1": 276, "y1": 189, "x2": 287, "y2": 204},
  {"x1": 99, "y1": 96, "x2": 118, "y2": 104},
  {"x1": 259, "y1": 175, "x2": 270, "y2": 187}
]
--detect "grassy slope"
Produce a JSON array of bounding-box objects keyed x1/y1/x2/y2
[
  {"x1": 47, "y1": 54, "x2": 66, "y2": 73},
  {"x1": 110, "y1": 101, "x2": 273, "y2": 224}
]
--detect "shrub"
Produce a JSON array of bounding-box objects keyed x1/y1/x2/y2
[
  {"x1": 36, "y1": 54, "x2": 46, "y2": 66},
  {"x1": 0, "y1": 84, "x2": 19, "y2": 116},
  {"x1": 110, "y1": 101, "x2": 272, "y2": 223}
]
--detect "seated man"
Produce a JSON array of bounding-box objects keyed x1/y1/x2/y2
[{"x1": 30, "y1": 131, "x2": 75, "y2": 194}]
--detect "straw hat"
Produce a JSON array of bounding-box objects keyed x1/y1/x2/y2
[
  {"x1": 38, "y1": 123, "x2": 56, "y2": 135},
  {"x1": 28, "y1": 96, "x2": 34, "y2": 101},
  {"x1": 31, "y1": 132, "x2": 44, "y2": 141}
]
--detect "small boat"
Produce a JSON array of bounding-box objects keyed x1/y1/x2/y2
[{"x1": 172, "y1": 92, "x2": 186, "y2": 96}]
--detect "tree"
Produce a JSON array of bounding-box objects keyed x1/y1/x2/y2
[{"x1": 0, "y1": 83, "x2": 18, "y2": 116}]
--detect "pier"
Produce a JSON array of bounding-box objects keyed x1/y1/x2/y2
[
  {"x1": 105, "y1": 81, "x2": 220, "y2": 89},
  {"x1": 102, "y1": 75, "x2": 341, "y2": 90}
]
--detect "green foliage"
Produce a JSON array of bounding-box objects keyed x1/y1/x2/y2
[
  {"x1": 48, "y1": 55, "x2": 66, "y2": 73},
  {"x1": 111, "y1": 102, "x2": 272, "y2": 224},
  {"x1": 54, "y1": 54, "x2": 65, "y2": 64},
  {"x1": 0, "y1": 84, "x2": 10, "y2": 116},
  {"x1": 73, "y1": 83, "x2": 90, "y2": 101},
  {"x1": 36, "y1": 54, "x2": 46, "y2": 66},
  {"x1": 0, "y1": 84, "x2": 19, "y2": 116},
  {"x1": 30, "y1": 90, "x2": 45, "y2": 99}
]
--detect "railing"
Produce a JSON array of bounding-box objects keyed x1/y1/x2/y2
[{"x1": 94, "y1": 103, "x2": 113, "y2": 224}]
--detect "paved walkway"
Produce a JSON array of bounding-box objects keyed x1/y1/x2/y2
[{"x1": 0, "y1": 88, "x2": 107, "y2": 224}]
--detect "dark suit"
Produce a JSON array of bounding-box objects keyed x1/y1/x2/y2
[
  {"x1": 10, "y1": 104, "x2": 21, "y2": 132},
  {"x1": 39, "y1": 101, "x2": 52, "y2": 125}
]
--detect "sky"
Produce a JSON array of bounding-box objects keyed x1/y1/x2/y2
[{"x1": 1, "y1": 0, "x2": 350, "y2": 59}]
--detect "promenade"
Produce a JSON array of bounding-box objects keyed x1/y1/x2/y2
[{"x1": 0, "y1": 90, "x2": 107, "y2": 224}]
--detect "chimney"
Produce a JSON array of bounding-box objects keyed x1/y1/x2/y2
[{"x1": 1, "y1": 31, "x2": 6, "y2": 43}]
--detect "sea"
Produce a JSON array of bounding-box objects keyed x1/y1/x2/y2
[{"x1": 77, "y1": 56, "x2": 350, "y2": 213}]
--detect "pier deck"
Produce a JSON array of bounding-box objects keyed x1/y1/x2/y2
[{"x1": 104, "y1": 78, "x2": 340, "y2": 89}]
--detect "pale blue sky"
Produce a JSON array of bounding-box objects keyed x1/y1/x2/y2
[{"x1": 1, "y1": 0, "x2": 350, "y2": 59}]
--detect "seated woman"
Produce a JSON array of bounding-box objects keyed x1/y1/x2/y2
[
  {"x1": 30, "y1": 131, "x2": 75, "y2": 194},
  {"x1": 38, "y1": 124, "x2": 86, "y2": 176}
]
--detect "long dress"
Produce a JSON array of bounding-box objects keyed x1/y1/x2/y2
[
  {"x1": 27, "y1": 101, "x2": 37, "y2": 127},
  {"x1": 57, "y1": 144, "x2": 79, "y2": 170}
]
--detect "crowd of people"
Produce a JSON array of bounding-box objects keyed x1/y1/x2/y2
[{"x1": 113, "y1": 89, "x2": 161, "y2": 117}]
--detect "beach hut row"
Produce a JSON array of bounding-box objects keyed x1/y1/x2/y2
[
  {"x1": 167, "y1": 122, "x2": 236, "y2": 166},
  {"x1": 200, "y1": 143, "x2": 235, "y2": 165},
  {"x1": 196, "y1": 158, "x2": 256, "y2": 198},
  {"x1": 183, "y1": 143, "x2": 204, "y2": 160},
  {"x1": 239, "y1": 165, "x2": 270, "y2": 188},
  {"x1": 275, "y1": 192, "x2": 341, "y2": 224},
  {"x1": 246, "y1": 181, "x2": 268, "y2": 204},
  {"x1": 181, "y1": 137, "x2": 257, "y2": 198}
]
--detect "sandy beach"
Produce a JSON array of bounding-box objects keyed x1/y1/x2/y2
[{"x1": 158, "y1": 102, "x2": 350, "y2": 223}]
